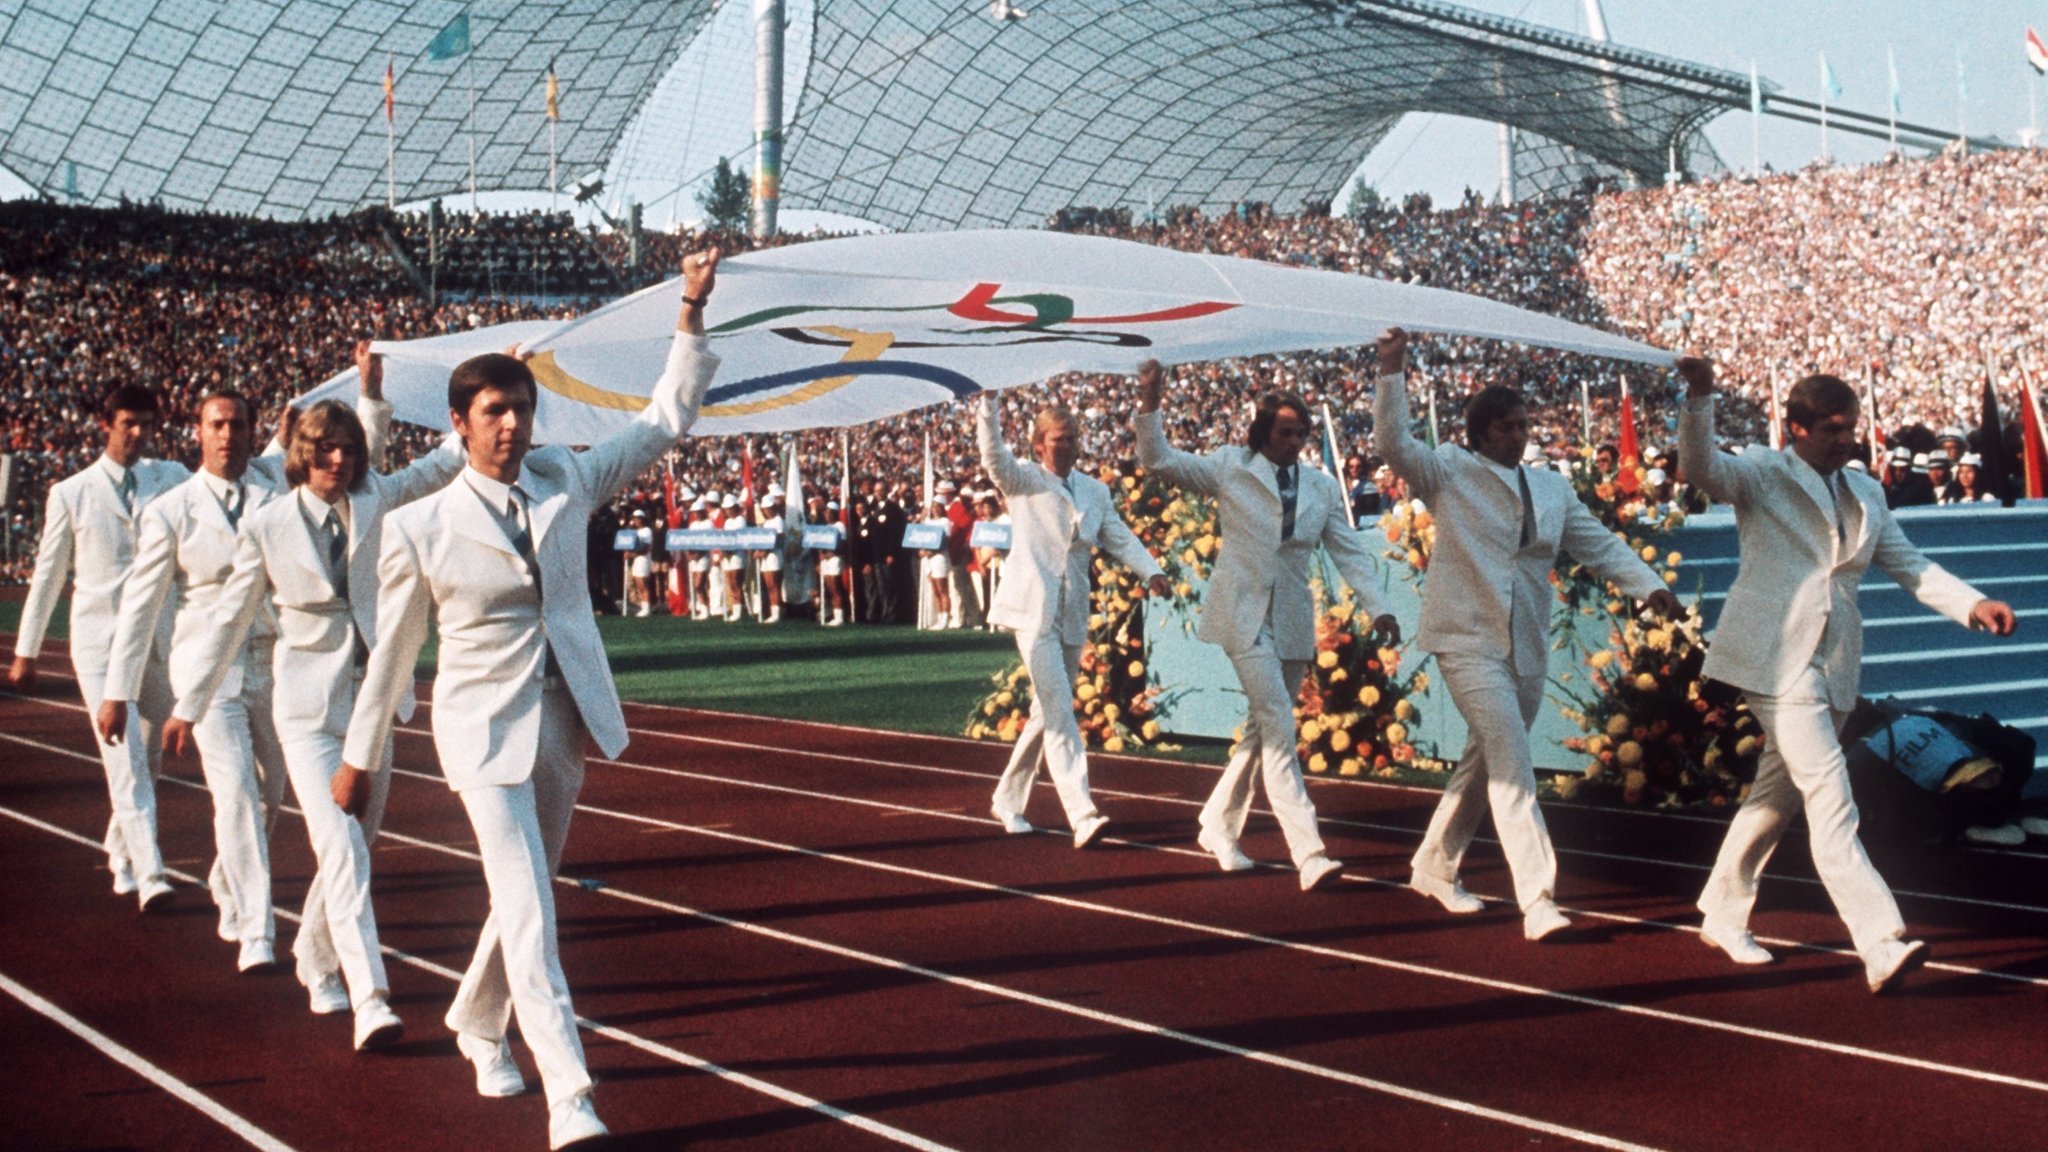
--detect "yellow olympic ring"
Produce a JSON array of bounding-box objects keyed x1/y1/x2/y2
[{"x1": 525, "y1": 327, "x2": 898, "y2": 418}]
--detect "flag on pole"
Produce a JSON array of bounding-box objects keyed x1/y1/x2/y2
[
  {"x1": 1425, "y1": 380, "x2": 1440, "y2": 448},
  {"x1": 545, "y1": 59, "x2": 559, "y2": 120},
  {"x1": 741, "y1": 438, "x2": 756, "y2": 509},
  {"x1": 1748, "y1": 61, "x2": 1762, "y2": 114},
  {"x1": 1616, "y1": 377, "x2": 1642, "y2": 495},
  {"x1": 383, "y1": 59, "x2": 395, "y2": 122},
  {"x1": 1820, "y1": 53, "x2": 1844, "y2": 102},
  {"x1": 2019, "y1": 359, "x2": 2048, "y2": 499},
  {"x1": 781, "y1": 442, "x2": 811, "y2": 604},
  {"x1": 427, "y1": 12, "x2": 471, "y2": 60},
  {"x1": 1767, "y1": 369, "x2": 1784, "y2": 451},
  {"x1": 1886, "y1": 45, "x2": 1902, "y2": 117},
  {"x1": 2028, "y1": 28, "x2": 2048, "y2": 75},
  {"x1": 921, "y1": 429, "x2": 934, "y2": 510},
  {"x1": 1977, "y1": 369, "x2": 2013, "y2": 506},
  {"x1": 1864, "y1": 364, "x2": 1887, "y2": 465}
]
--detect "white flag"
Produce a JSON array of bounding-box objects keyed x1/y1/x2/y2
[{"x1": 302, "y1": 230, "x2": 1671, "y2": 441}]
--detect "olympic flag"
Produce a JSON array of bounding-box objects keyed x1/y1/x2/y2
[{"x1": 303, "y1": 230, "x2": 1672, "y2": 442}]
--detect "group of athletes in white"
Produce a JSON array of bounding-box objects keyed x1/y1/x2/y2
[{"x1": 8, "y1": 245, "x2": 2020, "y2": 1147}]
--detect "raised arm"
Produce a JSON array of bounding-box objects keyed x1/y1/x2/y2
[
  {"x1": 574, "y1": 249, "x2": 724, "y2": 505},
  {"x1": 9, "y1": 485, "x2": 75, "y2": 688},
  {"x1": 356, "y1": 340, "x2": 393, "y2": 470},
  {"x1": 1675, "y1": 356, "x2": 1752, "y2": 508},
  {"x1": 1133, "y1": 359, "x2": 1223, "y2": 495},
  {"x1": 1370, "y1": 328, "x2": 1448, "y2": 502},
  {"x1": 974, "y1": 394, "x2": 1040, "y2": 497}
]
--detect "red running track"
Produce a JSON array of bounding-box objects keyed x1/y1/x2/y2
[{"x1": 3, "y1": 640, "x2": 2047, "y2": 1152}]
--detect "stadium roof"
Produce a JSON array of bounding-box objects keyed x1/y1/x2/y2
[
  {"x1": 0, "y1": 1, "x2": 710, "y2": 218},
  {"x1": 783, "y1": 0, "x2": 1756, "y2": 229}
]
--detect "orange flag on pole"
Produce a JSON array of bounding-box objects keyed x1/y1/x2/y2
[
  {"x1": 383, "y1": 59, "x2": 394, "y2": 122},
  {"x1": 2019, "y1": 359, "x2": 2048, "y2": 499},
  {"x1": 1615, "y1": 376, "x2": 1642, "y2": 495}
]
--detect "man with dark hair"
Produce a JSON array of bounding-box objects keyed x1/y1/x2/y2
[
  {"x1": 11, "y1": 384, "x2": 185, "y2": 911},
  {"x1": 1137, "y1": 362, "x2": 1398, "y2": 892},
  {"x1": 160, "y1": 343, "x2": 465, "y2": 1050},
  {"x1": 1375, "y1": 330, "x2": 1680, "y2": 941},
  {"x1": 340, "y1": 250, "x2": 721, "y2": 1149},
  {"x1": 1679, "y1": 361, "x2": 2017, "y2": 993}
]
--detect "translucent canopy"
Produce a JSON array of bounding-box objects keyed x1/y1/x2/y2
[
  {"x1": 0, "y1": 0, "x2": 711, "y2": 218},
  {"x1": 782, "y1": 0, "x2": 1752, "y2": 229}
]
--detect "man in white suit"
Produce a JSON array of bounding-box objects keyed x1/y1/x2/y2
[
  {"x1": 1676, "y1": 358, "x2": 2016, "y2": 993},
  {"x1": 99, "y1": 391, "x2": 295, "y2": 974},
  {"x1": 340, "y1": 250, "x2": 722, "y2": 1150},
  {"x1": 976, "y1": 393, "x2": 1171, "y2": 847},
  {"x1": 1135, "y1": 361, "x2": 1399, "y2": 891},
  {"x1": 1373, "y1": 329, "x2": 1680, "y2": 941},
  {"x1": 163, "y1": 342, "x2": 465, "y2": 1050},
  {"x1": 11, "y1": 385, "x2": 187, "y2": 911}
]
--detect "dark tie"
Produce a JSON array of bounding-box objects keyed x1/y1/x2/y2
[
  {"x1": 222, "y1": 484, "x2": 242, "y2": 529},
  {"x1": 116, "y1": 470, "x2": 136, "y2": 515},
  {"x1": 1829, "y1": 473, "x2": 1849, "y2": 547},
  {"x1": 323, "y1": 509, "x2": 348, "y2": 600},
  {"x1": 1517, "y1": 466, "x2": 1536, "y2": 549},
  {"x1": 1278, "y1": 464, "x2": 1297, "y2": 541}
]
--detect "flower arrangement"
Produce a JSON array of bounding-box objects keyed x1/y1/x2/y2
[
  {"x1": 1112, "y1": 464, "x2": 1216, "y2": 606},
  {"x1": 1551, "y1": 452, "x2": 1689, "y2": 624},
  {"x1": 1377, "y1": 498, "x2": 1435, "y2": 579},
  {"x1": 1294, "y1": 595, "x2": 1428, "y2": 777},
  {"x1": 1550, "y1": 604, "x2": 1763, "y2": 807}
]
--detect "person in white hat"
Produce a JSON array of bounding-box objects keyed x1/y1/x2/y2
[
  {"x1": 1954, "y1": 452, "x2": 1995, "y2": 503},
  {"x1": 756, "y1": 485, "x2": 787, "y2": 622},
  {"x1": 717, "y1": 493, "x2": 747, "y2": 621},
  {"x1": 627, "y1": 510, "x2": 655, "y2": 617},
  {"x1": 818, "y1": 498, "x2": 847, "y2": 625},
  {"x1": 686, "y1": 497, "x2": 715, "y2": 620}
]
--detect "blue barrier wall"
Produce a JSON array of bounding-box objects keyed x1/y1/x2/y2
[{"x1": 1146, "y1": 502, "x2": 2048, "y2": 782}]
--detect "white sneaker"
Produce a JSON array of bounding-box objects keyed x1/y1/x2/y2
[
  {"x1": 548, "y1": 1092, "x2": 609, "y2": 1150},
  {"x1": 306, "y1": 971, "x2": 351, "y2": 1015},
  {"x1": 1298, "y1": 854, "x2": 1343, "y2": 892},
  {"x1": 352, "y1": 995, "x2": 404, "y2": 1051},
  {"x1": 237, "y1": 939, "x2": 277, "y2": 973},
  {"x1": 1409, "y1": 869, "x2": 1484, "y2": 914},
  {"x1": 1072, "y1": 813, "x2": 1111, "y2": 849},
  {"x1": 137, "y1": 877, "x2": 175, "y2": 913},
  {"x1": 992, "y1": 806, "x2": 1033, "y2": 835},
  {"x1": 456, "y1": 1031, "x2": 528, "y2": 1097},
  {"x1": 634, "y1": 604, "x2": 650, "y2": 617},
  {"x1": 1864, "y1": 938, "x2": 1929, "y2": 994},
  {"x1": 1700, "y1": 919, "x2": 1774, "y2": 965},
  {"x1": 2021, "y1": 815, "x2": 2048, "y2": 838},
  {"x1": 1196, "y1": 826, "x2": 1255, "y2": 872},
  {"x1": 1522, "y1": 897, "x2": 1571, "y2": 942}
]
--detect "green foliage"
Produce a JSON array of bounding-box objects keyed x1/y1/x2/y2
[{"x1": 696, "y1": 157, "x2": 751, "y2": 234}]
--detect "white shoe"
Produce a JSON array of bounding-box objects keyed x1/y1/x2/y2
[
  {"x1": 216, "y1": 901, "x2": 239, "y2": 943},
  {"x1": 634, "y1": 605, "x2": 650, "y2": 617},
  {"x1": 1963, "y1": 823, "x2": 2026, "y2": 846},
  {"x1": 352, "y1": 995, "x2": 405, "y2": 1051},
  {"x1": 237, "y1": 939, "x2": 277, "y2": 973},
  {"x1": 1864, "y1": 938, "x2": 1929, "y2": 994},
  {"x1": 2020, "y1": 815, "x2": 2048, "y2": 838},
  {"x1": 456, "y1": 1031, "x2": 528, "y2": 1098},
  {"x1": 111, "y1": 861, "x2": 137, "y2": 896},
  {"x1": 1522, "y1": 897, "x2": 1571, "y2": 942},
  {"x1": 992, "y1": 806, "x2": 1033, "y2": 835},
  {"x1": 1197, "y1": 826, "x2": 1255, "y2": 872},
  {"x1": 1299, "y1": 854, "x2": 1343, "y2": 892},
  {"x1": 137, "y1": 878, "x2": 175, "y2": 913},
  {"x1": 1700, "y1": 919, "x2": 1774, "y2": 965},
  {"x1": 548, "y1": 1092, "x2": 609, "y2": 1150},
  {"x1": 1072, "y1": 814, "x2": 1111, "y2": 849},
  {"x1": 1409, "y1": 869, "x2": 1484, "y2": 914},
  {"x1": 765, "y1": 608, "x2": 781, "y2": 623},
  {"x1": 306, "y1": 971, "x2": 351, "y2": 1015},
  {"x1": 825, "y1": 611, "x2": 844, "y2": 627}
]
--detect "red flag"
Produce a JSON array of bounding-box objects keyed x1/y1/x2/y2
[
  {"x1": 2028, "y1": 27, "x2": 2048, "y2": 74},
  {"x1": 2019, "y1": 362, "x2": 2048, "y2": 499},
  {"x1": 383, "y1": 60, "x2": 395, "y2": 123},
  {"x1": 741, "y1": 440, "x2": 757, "y2": 510},
  {"x1": 1615, "y1": 378, "x2": 1642, "y2": 495}
]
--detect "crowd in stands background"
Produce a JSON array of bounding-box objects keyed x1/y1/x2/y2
[{"x1": 6, "y1": 148, "x2": 2044, "y2": 597}]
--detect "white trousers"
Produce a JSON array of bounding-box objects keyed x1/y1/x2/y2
[
  {"x1": 283, "y1": 689, "x2": 393, "y2": 1009},
  {"x1": 1201, "y1": 629, "x2": 1325, "y2": 868},
  {"x1": 444, "y1": 685, "x2": 592, "y2": 1109},
  {"x1": 991, "y1": 633, "x2": 1101, "y2": 829},
  {"x1": 77, "y1": 652, "x2": 171, "y2": 886},
  {"x1": 1698, "y1": 677, "x2": 1905, "y2": 957},
  {"x1": 1411, "y1": 652, "x2": 1556, "y2": 911},
  {"x1": 194, "y1": 652, "x2": 287, "y2": 945}
]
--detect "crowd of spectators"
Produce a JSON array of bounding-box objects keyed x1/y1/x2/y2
[
  {"x1": 6, "y1": 145, "x2": 2043, "y2": 589},
  {"x1": 388, "y1": 206, "x2": 621, "y2": 298}
]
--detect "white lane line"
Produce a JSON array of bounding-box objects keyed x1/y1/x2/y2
[
  {"x1": 0, "y1": 736, "x2": 962, "y2": 1152},
  {"x1": 0, "y1": 966, "x2": 299, "y2": 1152}
]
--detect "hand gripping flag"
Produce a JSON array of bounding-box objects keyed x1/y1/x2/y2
[{"x1": 300, "y1": 230, "x2": 1671, "y2": 443}]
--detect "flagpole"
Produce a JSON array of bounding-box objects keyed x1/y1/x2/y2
[
  {"x1": 1580, "y1": 378, "x2": 1592, "y2": 448},
  {"x1": 1749, "y1": 60, "x2": 1760, "y2": 173},
  {"x1": 385, "y1": 56, "x2": 396, "y2": 210},
  {"x1": 1818, "y1": 52, "x2": 1830, "y2": 162},
  {"x1": 1886, "y1": 44, "x2": 1899, "y2": 152},
  {"x1": 465, "y1": 9, "x2": 477, "y2": 215}
]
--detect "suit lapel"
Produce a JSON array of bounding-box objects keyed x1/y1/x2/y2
[
  {"x1": 1777, "y1": 448, "x2": 1836, "y2": 531},
  {"x1": 93, "y1": 466, "x2": 136, "y2": 529},
  {"x1": 448, "y1": 484, "x2": 523, "y2": 558}
]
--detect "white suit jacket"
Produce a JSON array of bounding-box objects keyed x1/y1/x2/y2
[
  {"x1": 171, "y1": 434, "x2": 468, "y2": 735},
  {"x1": 1135, "y1": 409, "x2": 1389, "y2": 661},
  {"x1": 976, "y1": 403, "x2": 1163, "y2": 645},
  {"x1": 104, "y1": 468, "x2": 285, "y2": 706},
  {"x1": 343, "y1": 334, "x2": 719, "y2": 791},
  {"x1": 1373, "y1": 371, "x2": 1667, "y2": 677},
  {"x1": 1679, "y1": 395, "x2": 1984, "y2": 704},
  {"x1": 15, "y1": 456, "x2": 190, "y2": 673}
]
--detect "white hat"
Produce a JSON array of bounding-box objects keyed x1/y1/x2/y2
[
  {"x1": 1938, "y1": 426, "x2": 1967, "y2": 443},
  {"x1": 1645, "y1": 467, "x2": 1668, "y2": 486},
  {"x1": 629, "y1": 508, "x2": 646, "y2": 519},
  {"x1": 690, "y1": 497, "x2": 709, "y2": 511},
  {"x1": 1911, "y1": 452, "x2": 1929, "y2": 472},
  {"x1": 936, "y1": 478, "x2": 958, "y2": 493},
  {"x1": 1959, "y1": 452, "x2": 1984, "y2": 467},
  {"x1": 721, "y1": 494, "x2": 739, "y2": 508},
  {"x1": 765, "y1": 483, "x2": 785, "y2": 497},
  {"x1": 1889, "y1": 446, "x2": 1912, "y2": 464},
  {"x1": 1845, "y1": 459, "x2": 1869, "y2": 473},
  {"x1": 677, "y1": 484, "x2": 697, "y2": 501},
  {"x1": 1925, "y1": 454, "x2": 1952, "y2": 470}
]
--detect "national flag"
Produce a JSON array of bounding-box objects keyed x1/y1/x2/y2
[
  {"x1": 662, "y1": 464, "x2": 685, "y2": 614},
  {"x1": 1820, "y1": 53, "x2": 1843, "y2": 103},
  {"x1": 427, "y1": 12, "x2": 471, "y2": 61},
  {"x1": 1865, "y1": 364, "x2": 1887, "y2": 468},
  {"x1": 741, "y1": 438, "x2": 756, "y2": 509},
  {"x1": 2019, "y1": 361, "x2": 2048, "y2": 499},
  {"x1": 1749, "y1": 61, "x2": 1762, "y2": 115},
  {"x1": 546, "y1": 59, "x2": 559, "y2": 120},
  {"x1": 921, "y1": 429, "x2": 934, "y2": 510},
  {"x1": 383, "y1": 59, "x2": 395, "y2": 122},
  {"x1": 1616, "y1": 377, "x2": 1642, "y2": 495},
  {"x1": 1979, "y1": 368, "x2": 2013, "y2": 506},
  {"x1": 1887, "y1": 45, "x2": 1902, "y2": 117},
  {"x1": 2028, "y1": 28, "x2": 2048, "y2": 75},
  {"x1": 781, "y1": 441, "x2": 811, "y2": 604}
]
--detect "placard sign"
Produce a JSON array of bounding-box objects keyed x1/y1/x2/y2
[
  {"x1": 665, "y1": 528, "x2": 777, "y2": 552},
  {"x1": 613, "y1": 528, "x2": 641, "y2": 552},
  {"x1": 968, "y1": 521, "x2": 1011, "y2": 551},
  {"x1": 900, "y1": 521, "x2": 947, "y2": 550},
  {"x1": 801, "y1": 524, "x2": 844, "y2": 550}
]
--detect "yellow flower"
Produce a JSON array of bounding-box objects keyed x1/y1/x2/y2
[
  {"x1": 1141, "y1": 720, "x2": 1160, "y2": 740},
  {"x1": 1174, "y1": 582, "x2": 1193, "y2": 598},
  {"x1": 1554, "y1": 775, "x2": 1581, "y2": 799},
  {"x1": 1605, "y1": 714, "x2": 1631, "y2": 736},
  {"x1": 1329, "y1": 729, "x2": 1353, "y2": 753},
  {"x1": 1181, "y1": 548, "x2": 1198, "y2": 566},
  {"x1": 1329, "y1": 603, "x2": 1355, "y2": 623},
  {"x1": 1075, "y1": 682, "x2": 1099, "y2": 702},
  {"x1": 1339, "y1": 758, "x2": 1362, "y2": 776},
  {"x1": 1307, "y1": 752, "x2": 1329, "y2": 773},
  {"x1": 1405, "y1": 548, "x2": 1424, "y2": 568},
  {"x1": 1104, "y1": 737, "x2": 1125, "y2": 753},
  {"x1": 1102, "y1": 704, "x2": 1121, "y2": 723},
  {"x1": 1127, "y1": 660, "x2": 1145, "y2": 678},
  {"x1": 1394, "y1": 699, "x2": 1414, "y2": 720},
  {"x1": 1666, "y1": 551, "x2": 1683, "y2": 567},
  {"x1": 1315, "y1": 650, "x2": 1339, "y2": 669},
  {"x1": 1645, "y1": 628, "x2": 1672, "y2": 652},
  {"x1": 995, "y1": 692, "x2": 1014, "y2": 708},
  {"x1": 1616, "y1": 740, "x2": 1644, "y2": 767},
  {"x1": 1300, "y1": 717, "x2": 1323, "y2": 741},
  {"x1": 1195, "y1": 534, "x2": 1218, "y2": 558},
  {"x1": 1358, "y1": 685, "x2": 1381, "y2": 708},
  {"x1": 1384, "y1": 723, "x2": 1407, "y2": 745},
  {"x1": 1663, "y1": 570, "x2": 1678, "y2": 585},
  {"x1": 1606, "y1": 599, "x2": 1624, "y2": 614},
  {"x1": 1634, "y1": 672, "x2": 1657, "y2": 691},
  {"x1": 1582, "y1": 757, "x2": 1603, "y2": 779},
  {"x1": 1588, "y1": 650, "x2": 1615, "y2": 670},
  {"x1": 1586, "y1": 734, "x2": 1610, "y2": 755},
  {"x1": 1735, "y1": 735, "x2": 1759, "y2": 757}
]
